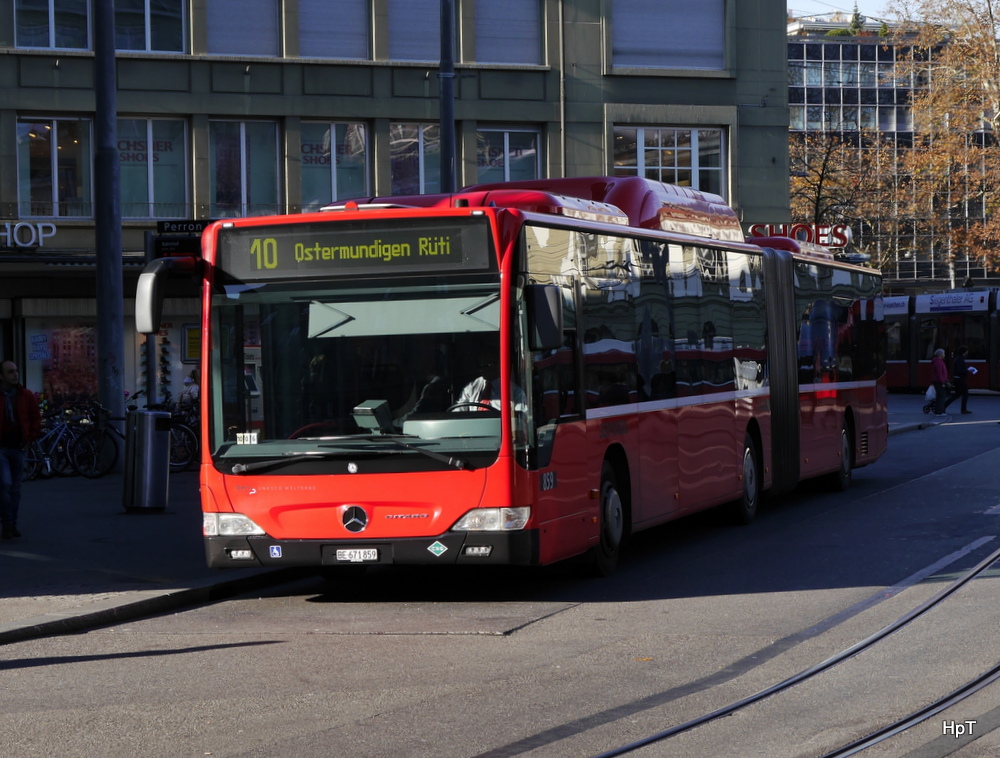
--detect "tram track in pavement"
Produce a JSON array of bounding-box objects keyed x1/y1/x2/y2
[
  {"x1": 471, "y1": 536, "x2": 1000, "y2": 758},
  {"x1": 586, "y1": 539, "x2": 1000, "y2": 758}
]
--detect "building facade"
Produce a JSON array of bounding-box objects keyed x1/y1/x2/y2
[
  {"x1": 0, "y1": 0, "x2": 790, "y2": 405},
  {"x1": 788, "y1": 13, "x2": 998, "y2": 293}
]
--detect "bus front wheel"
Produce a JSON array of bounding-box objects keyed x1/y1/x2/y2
[{"x1": 586, "y1": 461, "x2": 625, "y2": 577}]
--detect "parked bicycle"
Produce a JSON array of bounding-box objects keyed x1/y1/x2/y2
[
  {"x1": 149, "y1": 390, "x2": 200, "y2": 473},
  {"x1": 70, "y1": 390, "x2": 198, "y2": 478},
  {"x1": 25, "y1": 406, "x2": 91, "y2": 480}
]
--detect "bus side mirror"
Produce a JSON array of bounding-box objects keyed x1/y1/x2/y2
[
  {"x1": 135, "y1": 267, "x2": 164, "y2": 334},
  {"x1": 135, "y1": 256, "x2": 201, "y2": 334},
  {"x1": 526, "y1": 284, "x2": 564, "y2": 351}
]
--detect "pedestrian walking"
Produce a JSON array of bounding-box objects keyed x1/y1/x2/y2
[
  {"x1": 931, "y1": 348, "x2": 949, "y2": 416},
  {"x1": 944, "y1": 345, "x2": 975, "y2": 415},
  {"x1": 0, "y1": 360, "x2": 42, "y2": 539}
]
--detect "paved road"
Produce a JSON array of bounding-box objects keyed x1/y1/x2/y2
[{"x1": 0, "y1": 392, "x2": 988, "y2": 644}]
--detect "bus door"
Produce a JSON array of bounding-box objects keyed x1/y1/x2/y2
[
  {"x1": 527, "y1": 286, "x2": 596, "y2": 564},
  {"x1": 670, "y1": 246, "x2": 738, "y2": 511}
]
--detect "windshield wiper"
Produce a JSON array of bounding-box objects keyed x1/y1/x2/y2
[
  {"x1": 229, "y1": 435, "x2": 474, "y2": 474},
  {"x1": 376, "y1": 434, "x2": 474, "y2": 471},
  {"x1": 231, "y1": 452, "x2": 339, "y2": 474}
]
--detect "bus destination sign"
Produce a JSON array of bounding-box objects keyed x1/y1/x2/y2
[{"x1": 217, "y1": 218, "x2": 494, "y2": 280}]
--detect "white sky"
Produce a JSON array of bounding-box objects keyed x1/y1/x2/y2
[{"x1": 788, "y1": 1, "x2": 892, "y2": 22}]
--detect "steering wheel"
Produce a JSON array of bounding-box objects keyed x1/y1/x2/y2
[{"x1": 447, "y1": 401, "x2": 497, "y2": 412}]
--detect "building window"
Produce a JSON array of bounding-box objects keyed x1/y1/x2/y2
[
  {"x1": 16, "y1": 118, "x2": 92, "y2": 217},
  {"x1": 388, "y1": 0, "x2": 439, "y2": 62},
  {"x1": 115, "y1": 0, "x2": 185, "y2": 52},
  {"x1": 209, "y1": 121, "x2": 280, "y2": 218},
  {"x1": 611, "y1": 0, "x2": 724, "y2": 70},
  {"x1": 300, "y1": 123, "x2": 369, "y2": 211},
  {"x1": 15, "y1": 0, "x2": 89, "y2": 49},
  {"x1": 206, "y1": 0, "x2": 280, "y2": 56},
  {"x1": 389, "y1": 123, "x2": 440, "y2": 195},
  {"x1": 476, "y1": 129, "x2": 541, "y2": 183},
  {"x1": 613, "y1": 127, "x2": 725, "y2": 198},
  {"x1": 299, "y1": 0, "x2": 369, "y2": 59},
  {"x1": 474, "y1": 0, "x2": 542, "y2": 65},
  {"x1": 119, "y1": 118, "x2": 187, "y2": 219}
]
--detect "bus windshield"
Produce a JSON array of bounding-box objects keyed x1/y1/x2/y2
[{"x1": 209, "y1": 275, "x2": 506, "y2": 472}]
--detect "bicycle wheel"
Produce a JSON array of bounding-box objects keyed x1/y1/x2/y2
[
  {"x1": 53, "y1": 431, "x2": 78, "y2": 477},
  {"x1": 25, "y1": 442, "x2": 42, "y2": 481},
  {"x1": 71, "y1": 428, "x2": 119, "y2": 478},
  {"x1": 36, "y1": 445, "x2": 59, "y2": 478},
  {"x1": 169, "y1": 423, "x2": 198, "y2": 472}
]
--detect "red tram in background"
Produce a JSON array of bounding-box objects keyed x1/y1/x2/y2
[{"x1": 885, "y1": 290, "x2": 1000, "y2": 391}]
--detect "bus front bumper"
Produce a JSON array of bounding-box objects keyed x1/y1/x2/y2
[{"x1": 206, "y1": 530, "x2": 540, "y2": 568}]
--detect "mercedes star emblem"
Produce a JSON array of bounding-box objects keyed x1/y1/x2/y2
[{"x1": 343, "y1": 506, "x2": 369, "y2": 533}]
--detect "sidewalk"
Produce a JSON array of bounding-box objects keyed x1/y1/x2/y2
[
  {"x1": 886, "y1": 388, "x2": 998, "y2": 434},
  {"x1": 0, "y1": 469, "x2": 287, "y2": 644},
  {"x1": 0, "y1": 393, "x2": 994, "y2": 644}
]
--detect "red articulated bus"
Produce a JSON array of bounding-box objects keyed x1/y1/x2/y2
[{"x1": 136, "y1": 176, "x2": 887, "y2": 576}]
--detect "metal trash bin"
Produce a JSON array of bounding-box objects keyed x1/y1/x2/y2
[{"x1": 122, "y1": 410, "x2": 171, "y2": 512}]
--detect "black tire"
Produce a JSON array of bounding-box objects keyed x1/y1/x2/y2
[
  {"x1": 169, "y1": 423, "x2": 198, "y2": 472},
  {"x1": 36, "y1": 448, "x2": 58, "y2": 478},
  {"x1": 53, "y1": 433, "x2": 78, "y2": 476},
  {"x1": 71, "y1": 428, "x2": 119, "y2": 478},
  {"x1": 730, "y1": 433, "x2": 761, "y2": 525},
  {"x1": 24, "y1": 442, "x2": 42, "y2": 481},
  {"x1": 586, "y1": 461, "x2": 626, "y2": 577},
  {"x1": 827, "y1": 421, "x2": 853, "y2": 492}
]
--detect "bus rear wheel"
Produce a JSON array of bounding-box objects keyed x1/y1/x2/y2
[
  {"x1": 827, "y1": 421, "x2": 853, "y2": 492},
  {"x1": 730, "y1": 433, "x2": 760, "y2": 525}
]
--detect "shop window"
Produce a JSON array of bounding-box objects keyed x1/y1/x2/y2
[
  {"x1": 476, "y1": 129, "x2": 541, "y2": 183},
  {"x1": 389, "y1": 123, "x2": 441, "y2": 195},
  {"x1": 16, "y1": 118, "x2": 92, "y2": 218},
  {"x1": 209, "y1": 121, "x2": 280, "y2": 218},
  {"x1": 300, "y1": 122, "x2": 369, "y2": 211},
  {"x1": 119, "y1": 118, "x2": 188, "y2": 218}
]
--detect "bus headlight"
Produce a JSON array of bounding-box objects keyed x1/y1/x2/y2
[
  {"x1": 452, "y1": 507, "x2": 530, "y2": 532},
  {"x1": 204, "y1": 513, "x2": 267, "y2": 537}
]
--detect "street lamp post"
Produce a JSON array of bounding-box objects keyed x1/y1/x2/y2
[{"x1": 439, "y1": 0, "x2": 456, "y2": 193}]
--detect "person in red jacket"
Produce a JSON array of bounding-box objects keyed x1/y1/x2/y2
[
  {"x1": 0, "y1": 360, "x2": 42, "y2": 539},
  {"x1": 930, "y1": 348, "x2": 950, "y2": 416}
]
